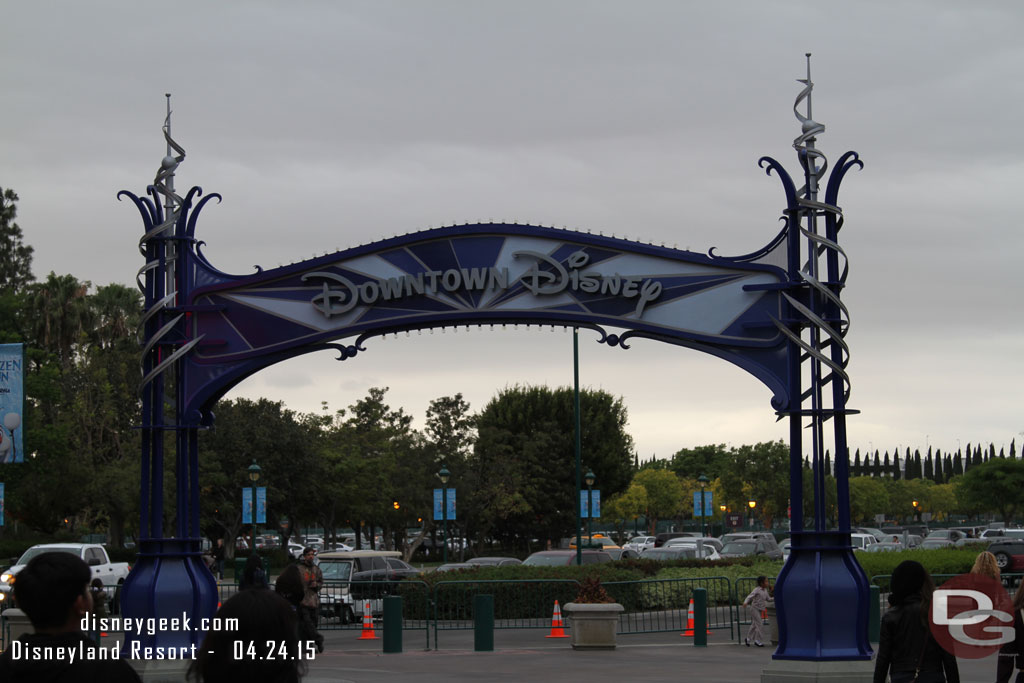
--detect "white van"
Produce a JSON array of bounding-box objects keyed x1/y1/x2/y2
[{"x1": 850, "y1": 533, "x2": 878, "y2": 551}]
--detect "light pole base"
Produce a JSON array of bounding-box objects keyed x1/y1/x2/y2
[
  {"x1": 772, "y1": 531, "x2": 872, "y2": 660},
  {"x1": 761, "y1": 659, "x2": 874, "y2": 682}
]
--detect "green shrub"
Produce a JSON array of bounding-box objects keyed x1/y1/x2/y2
[{"x1": 854, "y1": 547, "x2": 980, "y2": 586}]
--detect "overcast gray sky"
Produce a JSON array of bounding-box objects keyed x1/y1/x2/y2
[{"x1": 4, "y1": 1, "x2": 1022, "y2": 463}]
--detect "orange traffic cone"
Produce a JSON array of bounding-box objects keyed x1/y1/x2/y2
[
  {"x1": 357, "y1": 600, "x2": 378, "y2": 640},
  {"x1": 545, "y1": 600, "x2": 569, "y2": 638},
  {"x1": 680, "y1": 598, "x2": 712, "y2": 637}
]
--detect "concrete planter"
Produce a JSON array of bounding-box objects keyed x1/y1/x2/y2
[{"x1": 563, "y1": 602, "x2": 624, "y2": 650}]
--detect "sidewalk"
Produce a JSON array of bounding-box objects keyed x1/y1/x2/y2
[{"x1": 304, "y1": 627, "x2": 999, "y2": 683}]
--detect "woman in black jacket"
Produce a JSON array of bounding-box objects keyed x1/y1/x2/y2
[
  {"x1": 873, "y1": 560, "x2": 959, "y2": 683},
  {"x1": 996, "y1": 579, "x2": 1024, "y2": 683}
]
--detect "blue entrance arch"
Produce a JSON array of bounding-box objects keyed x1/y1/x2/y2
[{"x1": 119, "y1": 66, "x2": 868, "y2": 663}]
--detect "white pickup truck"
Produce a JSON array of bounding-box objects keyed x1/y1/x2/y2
[{"x1": 0, "y1": 543, "x2": 132, "y2": 611}]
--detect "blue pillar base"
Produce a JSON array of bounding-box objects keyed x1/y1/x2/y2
[
  {"x1": 772, "y1": 531, "x2": 872, "y2": 661},
  {"x1": 119, "y1": 538, "x2": 219, "y2": 657}
]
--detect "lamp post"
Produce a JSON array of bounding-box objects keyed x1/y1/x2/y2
[
  {"x1": 720, "y1": 504, "x2": 727, "y2": 536},
  {"x1": 584, "y1": 469, "x2": 596, "y2": 546},
  {"x1": 748, "y1": 500, "x2": 756, "y2": 530},
  {"x1": 438, "y1": 464, "x2": 450, "y2": 564},
  {"x1": 912, "y1": 500, "x2": 919, "y2": 524},
  {"x1": 697, "y1": 474, "x2": 709, "y2": 537},
  {"x1": 247, "y1": 460, "x2": 261, "y2": 549}
]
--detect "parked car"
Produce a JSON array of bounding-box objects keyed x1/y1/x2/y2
[
  {"x1": 719, "y1": 538, "x2": 783, "y2": 560},
  {"x1": 718, "y1": 533, "x2": 783, "y2": 560},
  {"x1": 866, "y1": 542, "x2": 903, "y2": 553},
  {"x1": 640, "y1": 547, "x2": 699, "y2": 561},
  {"x1": 602, "y1": 548, "x2": 638, "y2": 561},
  {"x1": 0, "y1": 544, "x2": 132, "y2": 613},
  {"x1": 623, "y1": 536, "x2": 656, "y2": 554},
  {"x1": 850, "y1": 533, "x2": 878, "y2": 551},
  {"x1": 925, "y1": 530, "x2": 966, "y2": 544},
  {"x1": 466, "y1": 556, "x2": 522, "y2": 567},
  {"x1": 981, "y1": 529, "x2": 1024, "y2": 540},
  {"x1": 522, "y1": 550, "x2": 612, "y2": 566},
  {"x1": 568, "y1": 536, "x2": 620, "y2": 550},
  {"x1": 654, "y1": 532, "x2": 702, "y2": 547},
  {"x1": 435, "y1": 563, "x2": 475, "y2": 572},
  {"x1": 780, "y1": 538, "x2": 792, "y2": 560},
  {"x1": 989, "y1": 540, "x2": 1024, "y2": 572},
  {"x1": 662, "y1": 539, "x2": 721, "y2": 560},
  {"x1": 918, "y1": 539, "x2": 954, "y2": 550},
  {"x1": 854, "y1": 527, "x2": 889, "y2": 542},
  {"x1": 287, "y1": 542, "x2": 305, "y2": 559},
  {"x1": 677, "y1": 537, "x2": 724, "y2": 553}
]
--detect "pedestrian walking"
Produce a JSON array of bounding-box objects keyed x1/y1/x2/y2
[
  {"x1": 240, "y1": 553, "x2": 269, "y2": 590},
  {"x1": 212, "y1": 538, "x2": 225, "y2": 580},
  {"x1": 873, "y1": 560, "x2": 959, "y2": 683},
  {"x1": 742, "y1": 575, "x2": 771, "y2": 647},
  {"x1": 296, "y1": 547, "x2": 325, "y2": 653},
  {"x1": 996, "y1": 580, "x2": 1024, "y2": 683}
]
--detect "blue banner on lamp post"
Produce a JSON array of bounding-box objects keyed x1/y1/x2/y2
[
  {"x1": 255, "y1": 487, "x2": 266, "y2": 524},
  {"x1": 580, "y1": 490, "x2": 601, "y2": 518},
  {"x1": 433, "y1": 488, "x2": 456, "y2": 520},
  {"x1": 693, "y1": 491, "x2": 714, "y2": 517},
  {"x1": 242, "y1": 487, "x2": 253, "y2": 524}
]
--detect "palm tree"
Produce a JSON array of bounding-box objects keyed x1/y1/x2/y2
[{"x1": 29, "y1": 272, "x2": 94, "y2": 367}]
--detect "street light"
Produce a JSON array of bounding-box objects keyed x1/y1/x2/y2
[
  {"x1": 748, "y1": 500, "x2": 756, "y2": 530},
  {"x1": 438, "y1": 464, "x2": 450, "y2": 564},
  {"x1": 697, "y1": 474, "x2": 709, "y2": 537},
  {"x1": 912, "y1": 500, "x2": 919, "y2": 523},
  {"x1": 247, "y1": 460, "x2": 261, "y2": 549},
  {"x1": 584, "y1": 469, "x2": 596, "y2": 546}
]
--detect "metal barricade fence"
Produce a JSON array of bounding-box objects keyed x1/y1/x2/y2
[
  {"x1": 871, "y1": 572, "x2": 1024, "y2": 606},
  {"x1": 605, "y1": 575, "x2": 735, "y2": 638},
  {"x1": 431, "y1": 579, "x2": 580, "y2": 648}
]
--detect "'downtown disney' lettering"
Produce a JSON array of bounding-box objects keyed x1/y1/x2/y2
[{"x1": 513, "y1": 250, "x2": 662, "y2": 318}]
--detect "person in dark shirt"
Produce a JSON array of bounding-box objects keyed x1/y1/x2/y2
[
  {"x1": 873, "y1": 560, "x2": 959, "y2": 683},
  {"x1": 0, "y1": 551, "x2": 141, "y2": 683}
]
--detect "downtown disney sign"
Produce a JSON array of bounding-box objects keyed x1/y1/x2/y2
[
  {"x1": 181, "y1": 224, "x2": 792, "y2": 414},
  {"x1": 304, "y1": 248, "x2": 665, "y2": 320}
]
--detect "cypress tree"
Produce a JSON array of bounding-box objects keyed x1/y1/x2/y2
[
  {"x1": 923, "y1": 453, "x2": 933, "y2": 480},
  {"x1": 873, "y1": 451, "x2": 882, "y2": 477},
  {"x1": 952, "y1": 453, "x2": 964, "y2": 477},
  {"x1": 853, "y1": 449, "x2": 861, "y2": 477},
  {"x1": 975, "y1": 445, "x2": 984, "y2": 466},
  {"x1": 893, "y1": 453, "x2": 902, "y2": 480},
  {"x1": 1011, "y1": 439, "x2": 1017, "y2": 459},
  {"x1": 914, "y1": 450, "x2": 922, "y2": 480}
]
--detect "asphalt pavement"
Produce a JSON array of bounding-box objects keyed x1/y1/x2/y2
[{"x1": 303, "y1": 626, "x2": 1002, "y2": 683}]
